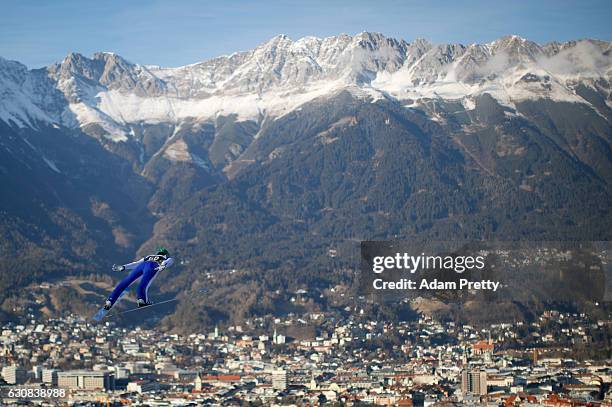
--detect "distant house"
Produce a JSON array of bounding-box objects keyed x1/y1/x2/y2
[
  {"x1": 542, "y1": 393, "x2": 573, "y2": 406},
  {"x1": 200, "y1": 374, "x2": 241, "y2": 386},
  {"x1": 397, "y1": 398, "x2": 413, "y2": 406},
  {"x1": 127, "y1": 379, "x2": 160, "y2": 393},
  {"x1": 472, "y1": 339, "x2": 494, "y2": 355}
]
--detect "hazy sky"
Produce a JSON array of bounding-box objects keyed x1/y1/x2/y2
[{"x1": 1, "y1": 0, "x2": 610, "y2": 68}]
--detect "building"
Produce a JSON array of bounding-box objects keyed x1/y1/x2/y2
[
  {"x1": 57, "y1": 370, "x2": 114, "y2": 391},
  {"x1": 173, "y1": 369, "x2": 197, "y2": 382},
  {"x1": 273, "y1": 329, "x2": 286, "y2": 345},
  {"x1": 472, "y1": 339, "x2": 494, "y2": 356},
  {"x1": 272, "y1": 369, "x2": 288, "y2": 391},
  {"x1": 200, "y1": 375, "x2": 241, "y2": 385},
  {"x1": 411, "y1": 391, "x2": 425, "y2": 407},
  {"x1": 194, "y1": 374, "x2": 203, "y2": 392},
  {"x1": 32, "y1": 365, "x2": 43, "y2": 380},
  {"x1": 42, "y1": 369, "x2": 58, "y2": 386},
  {"x1": 2, "y1": 365, "x2": 27, "y2": 385},
  {"x1": 461, "y1": 369, "x2": 487, "y2": 396},
  {"x1": 127, "y1": 380, "x2": 160, "y2": 393},
  {"x1": 114, "y1": 366, "x2": 130, "y2": 380},
  {"x1": 122, "y1": 342, "x2": 140, "y2": 354},
  {"x1": 472, "y1": 338, "x2": 494, "y2": 363}
]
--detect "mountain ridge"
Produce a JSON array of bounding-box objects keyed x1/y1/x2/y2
[{"x1": 1, "y1": 33, "x2": 610, "y2": 137}]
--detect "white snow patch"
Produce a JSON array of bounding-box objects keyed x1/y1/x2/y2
[
  {"x1": 65, "y1": 103, "x2": 128, "y2": 142},
  {"x1": 0, "y1": 77, "x2": 53, "y2": 128},
  {"x1": 21, "y1": 136, "x2": 36, "y2": 151},
  {"x1": 42, "y1": 156, "x2": 60, "y2": 173},
  {"x1": 462, "y1": 98, "x2": 476, "y2": 110},
  {"x1": 191, "y1": 153, "x2": 210, "y2": 171}
]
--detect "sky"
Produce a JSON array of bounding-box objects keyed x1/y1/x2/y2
[{"x1": 1, "y1": 0, "x2": 610, "y2": 68}]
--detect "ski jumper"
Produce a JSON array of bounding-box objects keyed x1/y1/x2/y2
[{"x1": 107, "y1": 254, "x2": 174, "y2": 306}]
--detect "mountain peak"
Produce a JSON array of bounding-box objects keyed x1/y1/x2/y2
[
  {"x1": 63, "y1": 51, "x2": 86, "y2": 62},
  {"x1": 92, "y1": 51, "x2": 129, "y2": 64},
  {"x1": 259, "y1": 34, "x2": 293, "y2": 48},
  {"x1": 0, "y1": 56, "x2": 27, "y2": 73},
  {"x1": 353, "y1": 31, "x2": 388, "y2": 41}
]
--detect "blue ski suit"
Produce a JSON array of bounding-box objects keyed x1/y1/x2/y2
[{"x1": 107, "y1": 254, "x2": 174, "y2": 306}]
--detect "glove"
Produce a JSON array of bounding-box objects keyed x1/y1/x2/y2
[
  {"x1": 155, "y1": 265, "x2": 166, "y2": 272},
  {"x1": 112, "y1": 264, "x2": 125, "y2": 272}
]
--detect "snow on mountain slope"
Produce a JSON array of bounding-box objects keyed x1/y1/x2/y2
[
  {"x1": 0, "y1": 58, "x2": 59, "y2": 128},
  {"x1": 372, "y1": 37, "x2": 612, "y2": 109},
  {"x1": 0, "y1": 33, "x2": 610, "y2": 140}
]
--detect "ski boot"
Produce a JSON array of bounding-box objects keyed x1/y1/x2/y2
[
  {"x1": 137, "y1": 298, "x2": 153, "y2": 308},
  {"x1": 103, "y1": 299, "x2": 113, "y2": 311}
]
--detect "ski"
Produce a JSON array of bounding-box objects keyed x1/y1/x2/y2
[
  {"x1": 108, "y1": 288, "x2": 208, "y2": 318},
  {"x1": 94, "y1": 288, "x2": 208, "y2": 321},
  {"x1": 92, "y1": 307, "x2": 110, "y2": 322},
  {"x1": 112, "y1": 298, "x2": 178, "y2": 316}
]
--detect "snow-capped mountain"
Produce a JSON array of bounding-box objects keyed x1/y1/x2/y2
[
  {"x1": 1, "y1": 33, "x2": 612, "y2": 328},
  {"x1": 1, "y1": 33, "x2": 610, "y2": 142}
]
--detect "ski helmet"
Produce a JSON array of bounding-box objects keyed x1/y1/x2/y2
[{"x1": 157, "y1": 247, "x2": 169, "y2": 256}]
